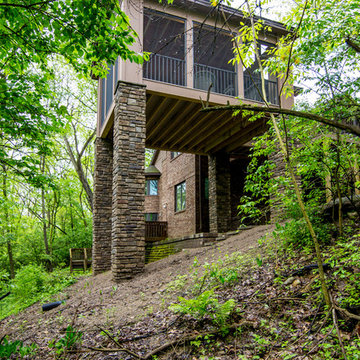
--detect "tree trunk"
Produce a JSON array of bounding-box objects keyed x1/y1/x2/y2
[
  {"x1": 41, "y1": 156, "x2": 53, "y2": 272},
  {"x1": 245, "y1": 0, "x2": 331, "y2": 306},
  {"x1": 63, "y1": 134, "x2": 94, "y2": 211},
  {"x1": 2, "y1": 166, "x2": 15, "y2": 279}
]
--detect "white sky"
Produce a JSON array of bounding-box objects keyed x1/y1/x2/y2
[{"x1": 230, "y1": 0, "x2": 295, "y2": 22}]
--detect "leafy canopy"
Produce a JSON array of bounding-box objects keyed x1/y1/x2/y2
[{"x1": 0, "y1": 0, "x2": 145, "y2": 184}]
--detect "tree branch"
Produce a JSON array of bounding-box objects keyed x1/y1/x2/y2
[
  {"x1": 201, "y1": 104, "x2": 360, "y2": 137},
  {"x1": 346, "y1": 37, "x2": 360, "y2": 53}
]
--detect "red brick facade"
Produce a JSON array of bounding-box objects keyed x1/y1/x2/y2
[
  {"x1": 144, "y1": 151, "x2": 256, "y2": 239},
  {"x1": 145, "y1": 151, "x2": 207, "y2": 238}
]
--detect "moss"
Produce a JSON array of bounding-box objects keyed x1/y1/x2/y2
[{"x1": 145, "y1": 242, "x2": 180, "y2": 263}]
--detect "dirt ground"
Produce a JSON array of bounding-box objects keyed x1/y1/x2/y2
[{"x1": 0, "y1": 225, "x2": 274, "y2": 353}]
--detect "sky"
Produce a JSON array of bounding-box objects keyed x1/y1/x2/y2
[{"x1": 230, "y1": 0, "x2": 295, "y2": 22}]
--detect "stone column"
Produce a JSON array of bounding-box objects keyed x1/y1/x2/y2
[
  {"x1": 112, "y1": 81, "x2": 146, "y2": 281},
  {"x1": 93, "y1": 137, "x2": 113, "y2": 275},
  {"x1": 208, "y1": 152, "x2": 231, "y2": 233}
]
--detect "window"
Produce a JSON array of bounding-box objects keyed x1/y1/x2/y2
[
  {"x1": 175, "y1": 181, "x2": 186, "y2": 212},
  {"x1": 145, "y1": 179, "x2": 158, "y2": 195},
  {"x1": 243, "y1": 41, "x2": 278, "y2": 105},
  {"x1": 193, "y1": 24, "x2": 237, "y2": 96},
  {"x1": 171, "y1": 151, "x2": 181, "y2": 159},
  {"x1": 145, "y1": 213, "x2": 159, "y2": 221},
  {"x1": 204, "y1": 177, "x2": 209, "y2": 200},
  {"x1": 143, "y1": 9, "x2": 186, "y2": 86}
]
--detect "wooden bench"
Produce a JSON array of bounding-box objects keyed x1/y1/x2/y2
[{"x1": 69, "y1": 248, "x2": 92, "y2": 273}]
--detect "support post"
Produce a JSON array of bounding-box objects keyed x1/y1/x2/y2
[
  {"x1": 112, "y1": 81, "x2": 146, "y2": 281},
  {"x1": 92, "y1": 137, "x2": 113, "y2": 274},
  {"x1": 208, "y1": 152, "x2": 231, "y2": 233}
]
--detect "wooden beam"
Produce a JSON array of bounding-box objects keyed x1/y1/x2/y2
[
  {"x1": 188, "y1": 111, "x2": 239, "y2": 149},
  {"x1": 201, "y1": 116, "x2": 253, "y2": 153},
  {"x1": 225, "y1": 122, "x2": 268, "y2": 153},
  {"x1": 153, "y1": 102, "x2": 199, "y2": 146},
  {"x1": 146, "y1": 97, "x2": 174, "y2": 135},
  {"x1": 147, "y1": 99, "x2": 187, "y2": 143},
  {"x1": 144, "y1": 140, "x2": 207, "y2": 156},
  {"x1": 176, "y1": 111, "x2": 217, "y2": 150},
  {"x1": 145, "y1": 94, "x2": 160, "y2": 117},
  {"x1": 164, "y1": 104, "x2": 202, "y2": 148}
]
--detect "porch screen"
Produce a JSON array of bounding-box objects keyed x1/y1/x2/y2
[
  {"x1": 243, "y1": 41, "x2": 278, "y2": 105},
  {"x1": 193, "y1": 24, "x2": 237, "y2": 96},
  {"x1": 143, "y1": 9, "x2": 185, "y2": 86}
]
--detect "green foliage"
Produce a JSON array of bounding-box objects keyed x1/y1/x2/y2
[
  {"x1": 0, "y1": 0, "x2": 144, "y2": 181},
  {"x1": 327, "y1": 233, "x2": 360, "y2": 308},
  {"x1": 274, "y1": 212, "x2": 332, "y2": 249},
  {"x1": 0, "y1": 337, "x2": 37, "y2": 359},
  {"x1": 0, "y1": 265, "x2": 78, "y2": 319},
  {"x1": 169, "y1": 288, "x2": 236, "y2": 330},
  {"x1": 49, "y1": 325, "x2": 83, "y2": 356}
]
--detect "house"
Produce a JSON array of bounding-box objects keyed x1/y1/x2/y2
[
  {"x1": 144, "y1": 149, "x2": 260, "y2": 241},
  {"x1": 92, "y1": 0, "x2": 294, "y2": 281}
]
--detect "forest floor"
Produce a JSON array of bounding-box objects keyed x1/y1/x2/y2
[
  {"x1": 1, "y1": 225, "x2": 272, "y2": 358},
  {"x1": 1, "y1": 223, "x2": 360, "y2": 359}
]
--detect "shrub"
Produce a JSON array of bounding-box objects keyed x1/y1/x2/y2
[
  {"x1": 169, "y1": 288, "x2": 236, "y2": 330},
  {"x1": 12, "y1": 264, "x2": 48, "y2": 299}
]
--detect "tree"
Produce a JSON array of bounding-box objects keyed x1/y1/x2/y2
[
  {"x1": 204, "y1": 0, "x2": 359, "y2": 308},
  {"x1": 0, "y1": 0, "x2": 146, "y2": 184}
]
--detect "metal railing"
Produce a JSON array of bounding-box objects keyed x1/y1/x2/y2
[
  {"x1": 243, "y1": 74, "x2": 278, "y2": 105},
  {"x1": 145, "y1": 221, "x2": 168, "y2": 242},
  {"x1": 194, "y1": 63, "x2": 237, "y2": 96},
  {"x1": 143, "y1": 54, "x2": 185, "y2": 86}
]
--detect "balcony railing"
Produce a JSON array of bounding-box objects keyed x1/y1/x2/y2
[
  {"x1": 145, "y1": 221, "x2": 168, "y2": 242},
  {"x1": 143, "y1": 54, "x2": 185, "y2": 86},
  {"x1": 194, "y1": 64, "x2": 237, "y2": 96},
  {"x1": 244, "y1": 74, "x2": 278, "y2": 105}
]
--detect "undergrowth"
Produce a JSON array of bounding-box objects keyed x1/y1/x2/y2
[
  {"x1": 163, "y1": 220, "x2": 360, "y2": 359},
  {"x1": 0, "y1": 265, "x2": 85, "y2": 320}
]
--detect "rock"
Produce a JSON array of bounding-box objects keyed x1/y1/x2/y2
[{"x1": 283, "y1": 277, "x2": 295, "y2": 286}]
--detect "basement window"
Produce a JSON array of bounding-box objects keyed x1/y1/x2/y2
[
  {"x1": 175, "y1": 181, "x2": 186, "y2": 212},
  {"x1": 145, "y1": 179, "x2": 158, "y2": 195},
  {"x1": 145, "y1": 213, "x2": 159, "y2": 221}
]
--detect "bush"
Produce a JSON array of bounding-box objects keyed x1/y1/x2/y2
[
  {"x1": 0, "y1": 266, "x2": 78, "y2": 320},
  {"x1": 169, "y1": 288, "x2": 236, "y2": 330},
  {"x1": 275, "y1": 216, "x2": 331, "y2": 249},
  {"x1": 12, "y1": 264, "x2": 48, "y2": 299}
]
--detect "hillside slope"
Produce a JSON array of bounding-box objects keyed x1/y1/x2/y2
[{"x1": 1, "y1": 225, "x2": 273, "y2": 357}]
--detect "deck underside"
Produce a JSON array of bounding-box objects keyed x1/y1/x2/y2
[{"x1": 145, "y1": 91, "x2": 268, "y2": 155}]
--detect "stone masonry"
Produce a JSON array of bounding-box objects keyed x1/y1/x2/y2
[
  {"x1": 111, "y1": 81, "x2": 146, "y2": 281},
  {"x1": 92, "y1": 137, "x2": 113, "y2": 275},
  {"x1": 208, "y1": 152, "x2": 231, "y2": 233}
]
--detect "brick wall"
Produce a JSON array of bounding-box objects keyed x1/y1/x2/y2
[
  {"x1": 144, "y1": 195, "x2": 160, "y2": 213},
  {"x1": 154, "y1": 152, "x2": 197, "y2": 238}
]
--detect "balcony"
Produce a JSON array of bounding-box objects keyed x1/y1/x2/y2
[
  {"x1": 145, "y1": 221, "x2": 168, "y2": 242},
  {"x1": 244, "y1": 74, "x2": 278, "y2": 105},
  {"x1": 143, "y1": 54, "x2": 185, "y2": 86},
  {"x1": 194, "y1": 64, "x2": 237, "y2": 96}
]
